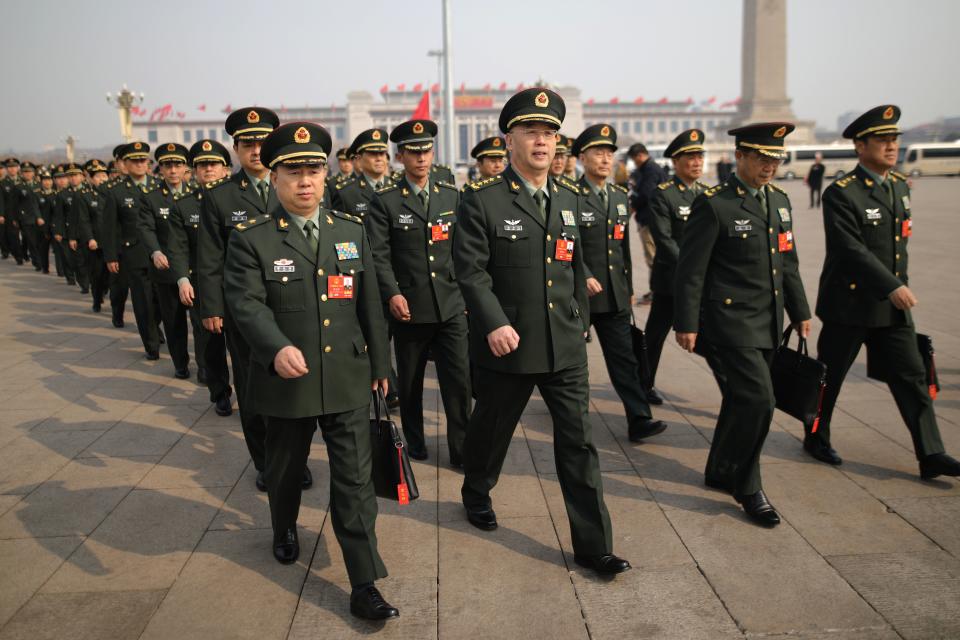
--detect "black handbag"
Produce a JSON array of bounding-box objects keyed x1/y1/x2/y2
[
  {"x1": 866, "y1": 333, "x2": 940, "y2": 400},
  {"x1": 369, "y1": 389, "x2": 419, "y2": 504},
  {"x1": 771, "y1": 327, "x2": 828, "y2": 432},
  {"x1": 629, "y1": 311, "x2": 653, "y2": 388}
]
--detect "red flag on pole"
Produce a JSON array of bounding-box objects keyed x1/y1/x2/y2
[
  {"x1": 610, "y1": 97, "x2": 619, "y2": 104},
  {"x1": 658, "y1": 96, "x2": 668, "y2": 104},
  {"x1": 413, "y1": 82, "x2": 423, "y2": 92},
  {"x1": 483, "y1": 83, "x2": 491, "y2": 91},
  {"x1": 222, "y1": 104, "x2": 232, "y2": 113},
  {"x1": 197, "y1": 104, "x2": 206, "y2": 112},
  {"x1": 498, "y1": 82, "x2": 507, "y2": 91},
  {"x1": 379, "y1": 84, "x2": 389, "y2": 94},
  {"x1": 411, "y1": 91, "x2": 430, "y2": 120},
  {"x1": 634, "y1": 97, "x2": 644, "y2": 104},
  {"x1": 430, "y1": 83, "x2": 440, "y2": 94},
  {"x1": 396, "y1": 83, "x2": 405, "y2": 92}
]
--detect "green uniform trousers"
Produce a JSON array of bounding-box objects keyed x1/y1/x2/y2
[
  {"x1": 224, "y1": 309, "x2": 266, "y2": 471},
  {"x1": 266, "y1": 406, "x2": 387, "y2": 587},
  {"x1": 462, "y1": 363, "x2": 613, "y2": 556}
]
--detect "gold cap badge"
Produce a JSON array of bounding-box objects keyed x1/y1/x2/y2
[
  {"x1": 167, "y1": 143, "x2": 175, "y2": 151},
  {"x1": 294, "y1": 126, "x2": 310, "y2": 144},
  {"x1": 412, "y1": 122, "x2": 424, "y2": 134},
  {"x1": 600, "y1": 125, "x2": 610, "y2": 137},
  {"x1": 492, "y1": 138, "x2": 501, "y2": 147},
  {"x1": 690, "y1": 130, "x2": 699, "y2": 141},
  {"x1": 773, "y1": 126, "x2": 787, "y2": 138},
  {"x1": 247, "y1": 110, "x2": 260, "y2": 124},
  {"x1": 133, "y1": 142, "x2": 143, "y2": 150},
  {"x1": 372, "y1": 130, "x2": 382, "y2": 140},
  {"x1": 883, "y1": 106, "x2": 894, "y2": 120},
  {"x1": 534, "y1": 91, "x2": 549, "y2": 108},
  {"x1": 201, "y1": 141, "x2": 212, "y2": 151}
]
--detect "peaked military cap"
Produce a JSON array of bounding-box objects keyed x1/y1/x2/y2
[
  {"x1": 84, "y1": 159, "x2": 109, "y2": 174},
  {"x1": 498, "y1": 87, "x2": 565, "y2": 133},
  {"x1": 260, "y1": 122, "x2": 332, "y2": 169},
  {"x1": 224, "y1": 107, "x2": 280, "y2": 140},
  {"x1": 471, "y1": 136, "x2": 507, "y2": 159},
  {"x1": 842, "y1": 105, "x2": 901, "y2": 140},
  {"x1": 390, "y1": 119, "x2": 438, "y2": 150},
  {"x1": 350, "y1": 128, "x2": 389, "y2": 156},
  {"x1": 728, "y1": 122, "x2": 794, "y2": 159},
  {"x1": 665, "y1": 128, "x2": 706, "y2": 158},
  {"x1": 554, "y1": 134, "x2": 571, "y2": 155},
  {"x1": 20, "y1": 161, "x2": 37, "y2": 172},
  {"x1": 335, "y1": 147, "x2": 350, "y2": 161},
  {"x1": 155, "y1": 142, "x2": 189, "y2": 163},
  {"x1": 64, "y1": 162, "x2": 83, "y2": 175},
  {"x1": 120, "y1": 141, "x2": 151, "y2": 161},
  {"x1": 189, "y1": 139, "x2": 232, "y2": 166},
  {"x1": 112, "y1": 144, "x2": 126, "y2": 160},
  {"x1": 3, "y1": 158, "x2": 19, "y2": 167},
  {"x1": 572, "y1": 123, "x2": 617, "y2": 156},
  {"x1": 38, "y1": 167, "x2": 52, "y2": 179},
  {"x1": 107, "y1": 160, "x2": 118, "y2": 172},
  {"x1": 53, "y1": 164, "x2": 67, "y2": 177}
]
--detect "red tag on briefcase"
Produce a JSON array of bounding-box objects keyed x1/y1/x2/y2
[
  {"x1": 555, "y1": 238, "x2": 574, "y2": 262},
  {"x1": 902, "y1": 219, "x2": 912, "y2": 238},
  {"x1": 327, "y1": 275, "x2": 353, "y2": 299},
  {"x1": 613, "y1": 223, "x2": 625, "y2": 240},
  {"x1": 431, "y1": 222, "x2": 449, "y2": 241},
  {"x1": 778, "y1": 230, "x2": 794, "y2": 252}
]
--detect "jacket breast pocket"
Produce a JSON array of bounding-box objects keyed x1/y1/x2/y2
[
  {"x1": 726, "y1": 225, "x2": 764, "y2": 260},
  {"x1": 265, "y1": 270, "x2": 305, "y2": 313},
  {"x1": 494, "y1": 228, "x2": 531, "y2": 267},
  {"x1": 392, "y1": 221, "x2": 424, "y2": 251}
]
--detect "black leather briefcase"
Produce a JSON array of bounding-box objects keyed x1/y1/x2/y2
[
  {"x1": 866, "y1": 332, "x2": 940, "y2": 400},
  {"x1": 370, "y1": 389, "x2": 419, "y2": 504},
  {"x1": 772, "y1": 328, "x2": 828, "y2": 432}
]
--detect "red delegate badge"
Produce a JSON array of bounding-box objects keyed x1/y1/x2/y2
[
  {"x1": 902, "y1": 218, "x2": 912, "y2": 238},
  {"x1": 328, "y1": 275, "x2": 354, "y2": 299},
  {"x1": 555, "y1": 237, "x2": 575, "y2": 262},
  {"x1": 613, "y1": 223, "x2": 625, "y2": 240},
  {"x1": 778, "y1": 230, "x2": 794, "y2": 252},
  {"x1": 431, "y1": 222, "x2": 450, "y2": 242}
]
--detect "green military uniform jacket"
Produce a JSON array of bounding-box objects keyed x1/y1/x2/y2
[
  {"x1": 36, "y1": 189, "x2": 57, "y2": 231},
  {"x1": 674, "y1": 176, "x2": 810, "y2": 348},
  {"x1": 330, "y1": 174, "x2": 395, "y2": 220},
  {"x1": 1, "y1": 177, "x2": 20, "y2": 225},
  {"x1": 367, "y1": 178, "x2": 464, "y2": 323},
  {"x1": 15, "y1": 182, "x2": 38, "y2": 226},
  {"x1": 139, "y1": 183, "x2": 194, "y2": 285},
  {"x1": 816, "y1": 166, "x2": 913, "y2": 328},
  {"x1": 52, "y1": 186, "x2": 80, "y2": 241},
  {"x1": 453, "y1": 166, "x2": 589, "y2": 374},
  {"x1": 169, "y1": 189, "x2": 204, "y2": 283},
  {"x1": 576, "y1": 177, "x2": 633, "y2": 314},
  {"x1": 102, "y1": 175, "x2": 160, "y2": 266},
  {"x1": 224, "y1": 207, "x2": 390, "y2": 418},
  {"x1": 71, "y1": 186, "x2": 105, "y2": 245},
  {"x1": 197, "y1": 171, "x2": 278, "y2": 319},
  {"x1": 648, "y1": 176, "x2": 711, "y2": 295}
]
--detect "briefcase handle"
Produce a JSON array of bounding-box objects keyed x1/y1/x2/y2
[
  {"x1": 780, "y1": 326, "x2": 809, "y2": 356},
  {"x1": 371, "y1": 388, "x2": 393, "y2": 424}
]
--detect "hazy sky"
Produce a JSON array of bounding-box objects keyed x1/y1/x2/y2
[{"x1": 2, "y1": 0, "x2": 958, "y2": 152}]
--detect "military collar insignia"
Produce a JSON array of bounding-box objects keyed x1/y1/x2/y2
[
  {"x1": 510, "y1": 180, "x2": 520, "y2": 192},
  {"x1": 864, "y1": 178, "x2": 874, "y2": 187},
  {"x1": 240, "y1": 179, "x2": 249, "y2": 189},
  {"x1": 736, "y1": 186, "x2": 746, "y2": 196},
  {"x1": 401, "y1": 187, "x2": 410, "y2": 196},
  {"x1": 278, "y1": 217, "x2": 289, "y2": 228},
  {"x1": 326, "y1": 213, "x2": 334, "y2": 225}
]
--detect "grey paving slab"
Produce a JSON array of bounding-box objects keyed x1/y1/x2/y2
[
  {"x1": 0, "y1": 536, "x2": 83, "y2": 628},
  {"x1": 0, "y1": 589, "x2": 166, "y2": 640},
  {"x1": 137, "y1": 426, "x2": 251, "y2": 489},
  {"x1": 0, "y1": 429, "x2": 105, "y2": 495},
  {"x1": 884, "y1": 495, "x2": 960, "y2": 557},
  {"x1": 827, "y1": 550, "x2": 960, "y2": 640}
]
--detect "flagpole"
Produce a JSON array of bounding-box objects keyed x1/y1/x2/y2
[{"x1": 441, "y1": 0, "x2": 455, "y2": 166}]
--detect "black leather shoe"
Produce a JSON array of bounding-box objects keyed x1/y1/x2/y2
[
  {"x1": 92, "y1": 302, "x2": 102, "y2": 313},
  {"x1": 302, "y1": 466, "x2": 313, "y2": 489},
  {"x1": 573, "y1": 553, "x2": 632, "y2": 575},
  {"x1": 174, "y1": 368, "x2": 190, "y2": 380},
  {"x1": 80, "y1": 286, "x2": 89, "y2": 294},
  {"x1": 350, "y1": 584, "x2": 399, "y2": 620},
  {"x1": 645, "y1": 387, "x2": 665, "y2": 405},
  {"x1": 272, "y1": 528, "x2": 299, "y2": 564},
  {"x1": 737, "y1": 490, "x2": 781, "y2": 527},
  {"x1": 803, "y1": 436, "x2": 842, "y2": 465},
  {"x1": 255, "y1": 471, "x2": 267, "y2": 492},
  {"x1": 408, "y1": 446, "x2": 428, "y2": 461},
  {"x1": 920, "y1": 453, "x2": 960, "y2": 480},
  {"x1": 112, "y1": 317, "x2": 124, "y2": 328},
  {"x1": 196, "y1": 368, "x2": 208, "y2": 385},
  {"x1": 215, "y1": 394, "x2": 233, "y2": 417},
  {"x1": 145, "y1": 351, "x2": 160, "y2": 361},
  {"x1": 449, "y1": 451, "x2": 463, "y2": 469},
  {"x1": 628, "y1": 418, "x2": 668, "y2": 442},
  {"x1": 465, "y1": 506, "x2": 498, "y2": 531}
]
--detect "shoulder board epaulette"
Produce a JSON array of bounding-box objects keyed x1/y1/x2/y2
[
  {"x1": 657, "y1": 180, "x2": 674, "y2": 190},
  {"x1": 703, "y1": 182, "x2": 729, "y2": 198},
  {"x1": 834, "y1": 173, "x2": 857, "y2": 189},
  {"x1": 768, "y1": 183, "x2": 787, "y2": 195},
  {"x1": 556, "y1": 176, "x2": 580, "y2": 194},
  {"x1": 376, "y1": 183, "x2": 399, "y2": 195},
  {"x1": 331, "y1": 210, "x2": 363, "y2": 224},
  {"x1": 467, "y1": 175, "x2": 502, "y2": 191},
  {"x1": 234, "y1": 214, "x2": 271, "y2": 232},
  {"x1": 437, "y1": 180, "x2": 458, "y2": 190},
  {"x1": 890, "y1": 170, "x2": 907, "y2": 181},
  {"x1": 610, "y1": 183, "x2": 627, "y2": 193},
  {"x1": 336, "y1": 178, "x2": 356, "y2": 190},
  {"x1": 205, "y1": 177, "x2": 229, "y2": 190}
]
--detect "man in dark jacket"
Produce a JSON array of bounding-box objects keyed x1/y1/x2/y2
[{"x1": 627, "y1": 143, "x2": 667, "y2": 301}]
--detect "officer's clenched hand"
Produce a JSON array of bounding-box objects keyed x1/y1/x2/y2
[
  {"x1": 107, "y1": 261, "x2": 120, "y2": 274},
  {"x1": 274, "y1": 345, "x2": 309, "y2": 378},
  {"x1": 487, "y1": 325, "x2": 520, "y2": 357},
  {"x1": 152, "y1": 251, "x2": 170, "y2": 270},
  {"x1": 178, "y1": 281, "x2": 195, "y2": 307},
  {"x1": 372, "y1": 378, "x2": 389, "y2": 393},
  {"x1": 889, "y1": 285, "x2": 917, "y2": 310},
  {"x1": 37, "y1": 218, "x2": 44, "y2": 226},
  {"x1": 586, "y1": 277, "x2": 604, "y2": 297},
  {"x1": 88, "y1": 239, "x2": 98, "y2": 251},
  {"x1": 68, "y1": 240, "x2": 77, "y2": 251},
  {"x1": 676, "y1": 332, "x2": 697, "y2": 353},
  {"x1": 202, "y1": 317, "x2": 223, "y2": 333},
  {"x1": 793, "y1": 319, "x2": 811, "y2": 338},
  {"x1": 389, "y1": 294, "x2": 411, "y2": 322}
]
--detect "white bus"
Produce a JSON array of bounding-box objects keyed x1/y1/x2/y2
[
  {"x1": 900, "y1": 142, "x2": 960, "y2": 176},
  {"x1": 776, "y1": 144, "x2": 859, "y2": 180}
]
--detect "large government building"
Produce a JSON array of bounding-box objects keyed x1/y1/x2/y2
[{"x1": 132, "y1": 84, "x2": 740, "y2": 167}]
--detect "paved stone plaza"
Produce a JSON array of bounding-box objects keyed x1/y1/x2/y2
[{"x1": 0, "y1": 177, "x2": 958, "y2": 639}]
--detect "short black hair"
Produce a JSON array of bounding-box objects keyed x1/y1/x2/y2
[{"x1": 627, "y1": 143, "x2": 648, "y2": 159}]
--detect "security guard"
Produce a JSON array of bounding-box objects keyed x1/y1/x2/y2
[
  {"x1": 103, "y1": 143, "x2": 162, "y2": 353},
  {"x1": 368, "y1": 119, "x2": 471, "y2": 464},
  {"x1": 139, "y1": 143, "x2": 194, "y2": 378},
  {"x1": 331, "y1": 129, "x2": 393, "y2": 219},
  {"x1": 55, "y1": 163, "x2": 90, "y2": 292},
  {"x1": 549, "y1": 133, "x2": 570, "y2": 178},
  {"x1": 198, "y1": 107, "x2": 306, "y2": 491},
  {"x1": 471, "y1": 136, "x2": 507, "y2": 179},
  {"x1": 71, "y1": 159, "x2": 111, "y2": 312},
  {"x1": 454, "y1": 88, "x2": 629, "y2": 576},
  {"x1": 674, "y1": 122, "x2": 811, "y2": 527},
  {"x1": 224, "y1": 121, "x2": 398, "y2": 620},
  {"x1": 573, "y1": 124, "x2": 667, "y2": 441},
  {"x1": 646, "y1": 130, "x2": 711, "y2": 402},
  {"x1": 811, "y1": 105, "x2": 960, "y2": 480},
  {"x1": 169, "y1": 139, "x2": 233, "y2": 415}
]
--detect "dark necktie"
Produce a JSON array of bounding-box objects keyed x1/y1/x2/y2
[
  {"x1": 257, "y1": 181, "x2": 268, "y2": 206},
  {"x1": 533, "y1": 190, "x2": 547, "y2": 222},
  {"x1": 882, "y1": 180, "x2": 894, "y2": 208},
  {"x1": 757, "y1": 186, "x2": 767, "y2": 215},
  {"x1": 598, "y1": 187, "x2": 608, "y2": 211},
  {"x1": 303, "y1": 219, "x2": 318, "y2": 255},
  {"x1": 418, "y1": 190, "x2": 428, "y2": 211}
]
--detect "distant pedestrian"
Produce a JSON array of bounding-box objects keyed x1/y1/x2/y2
[
  {"x1": 627, "y1": 143, "x2": 666, "y2": 303},
  {"x1": 805, "y1": 151, "x2": 825, "y2": 208}
]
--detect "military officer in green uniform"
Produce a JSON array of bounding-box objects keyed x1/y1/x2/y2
[
  {"x1": 47, "y1": 164, "x2": 68, "y2": 277},
  {"x1": 573, "y1": 124, "x2": 667, "y2": 442},
  {"x1": 55, "y1": 163, "x2": 90, "y2": 292},
  {"x1": 810, "y1": 105, "x2": 960, "y2": 479},
  {"x1": 139, "y1": 143, "x2": 194, "y2": 378},
  {"x1": 16, "y1": 162, "x2": 42, "y2": 271},
  {"x1": 674, "y1": 123, "x2": 811, "y2": 527},
  {"x1": 471, "y1": 136, "x2": 507, "y2": 179},
  {"x1": 224, "y1": 121, "x2": 399, "y2": 620},
  {"x1": 646, "y1": 129, "x2": 711, "y2": 399},
  {"x1": 33, "y1": 168, "x2": 54, "y2": 274},
  {"x1": 549, "y1": 133, "x2": 570, "y2": 179},
  {"x1": 167, "y1": 139, "x2": 234, "y2": 415},
  {"x1": 454, "y1": 88, "x2": 629, "y2": 576},
  {"x1": 103, "y1": 143, "x2": 162, "y2": 355},
  {"x1": 331, "y1": 129, "x2": 394, "y2": 219},
  {"x1": 199, "y1": 107, "x2": 310, "y2": 490},
  {"x1": 368, "y1": 119, "x2": 471, "y2": 464},
  {"x1": 71, "y1": 159, "x2": 111, "y2": 312},
  {"x1": 0, "y1": 158, "x2": 23, "y2": 263}
]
